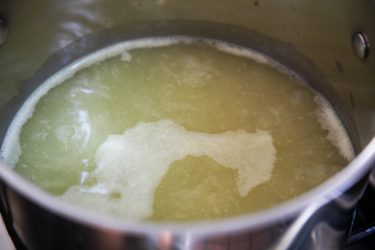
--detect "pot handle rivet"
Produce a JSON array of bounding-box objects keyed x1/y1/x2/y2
[{"x1": 352, "y1": 32, "x2": 370, "y2": 60}]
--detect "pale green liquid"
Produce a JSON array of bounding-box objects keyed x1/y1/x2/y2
[{"x1": 5, "y1": 40, "x2": 352, "y2": 221}]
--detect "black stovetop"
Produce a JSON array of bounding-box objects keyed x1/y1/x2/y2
[{"x1": 345, "y1": 184, "x2": 375, "y2": 249}]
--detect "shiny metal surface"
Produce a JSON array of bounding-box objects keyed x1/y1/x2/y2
[
  {"x1": 0, "y1": 215, "x2": 14, "y2": 250},
  {"x1": 0, "y1": 1, "x2": 374, "y2": 250},
  {"x1": 352, "y1": 32, "x2": 370, "y2": 60},
  {"x1": 0, "y1": 17, "x2": 7, "y2": 48}
]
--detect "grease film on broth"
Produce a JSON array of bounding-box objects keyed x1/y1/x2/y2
[{"x1": 0, "y1": 37, "x2": 354, "y2": 221}]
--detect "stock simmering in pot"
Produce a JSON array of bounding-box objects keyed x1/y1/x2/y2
[{"x1": 0, "y1": 37, "x2": 354, "y2": 221}]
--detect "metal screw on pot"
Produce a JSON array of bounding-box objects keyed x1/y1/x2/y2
[
  {"x1": 0, "y1": 16, "x2": 8, "y2": 47},
  {"x1": 352, "y1": 32, "x2": 370, "y2": 60}
]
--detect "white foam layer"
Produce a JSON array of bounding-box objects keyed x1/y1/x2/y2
[
  {"x1": 0, "y1": 36, "x2": 288, "y2": 166},
  {"x1": 62, "y1": 120, "x2": 276, "y2": 219},
  {"x1": 314, "y1": 95, "x2": 355, "y2": 161}
]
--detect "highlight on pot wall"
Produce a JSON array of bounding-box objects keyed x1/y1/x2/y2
[{"x1": 0, "y1": 1, "x2": 374, "y2": 250}]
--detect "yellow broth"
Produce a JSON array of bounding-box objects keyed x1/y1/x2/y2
[{"x1": 1, "y1": 38, "x2": 354, "y2": 221}]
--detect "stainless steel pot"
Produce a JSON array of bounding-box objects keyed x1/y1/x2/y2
[{"x1": 0, "y1": 1, "x2": 374, "y2": 249}]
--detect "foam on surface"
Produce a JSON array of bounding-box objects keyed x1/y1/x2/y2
[
  {"x1": 0, "y1": 36, "x2": 356, "y2": 221},
  {"x1": 314, "y1": 95, "x2": 355, "y2": 161},
  {"x1": 62, "y1": 120, "x2": 276, "y2": 219},
  {"x1": 0, "y1": 36, "x2": 284, "y2": 166}
]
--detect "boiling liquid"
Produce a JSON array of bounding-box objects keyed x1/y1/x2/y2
[{"x1": 0, "y1": 38, "x2": 354, "y2": 221}]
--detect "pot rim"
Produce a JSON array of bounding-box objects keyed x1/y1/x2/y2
[{"x1": 0, "y1": 138, "x2": 374, "y2": 237}]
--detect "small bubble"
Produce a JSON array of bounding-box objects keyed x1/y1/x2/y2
[{"x1": 111, "y1": 192, "x2": 122, "y2": 199}]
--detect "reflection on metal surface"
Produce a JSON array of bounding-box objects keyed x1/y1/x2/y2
[
  {"x1": 0, "y1": 17, "x2": 7, "y2": 48},
  {"x1": 0, "y1": 216, "x2": 14, "y2": 250},
  {"x1": 274, "y1": 203, "x2": 323, "y2": 250},
  {"x1": 370, "y1": 167, "x2": 375, "y2": 188},
  {"x1": 273, "y1": 199, "x2": 357, "y2": 250}
]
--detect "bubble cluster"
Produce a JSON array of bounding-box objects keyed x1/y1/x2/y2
[{"x1": 62, "y1": 120, "x2": 276, "y2": 219}]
